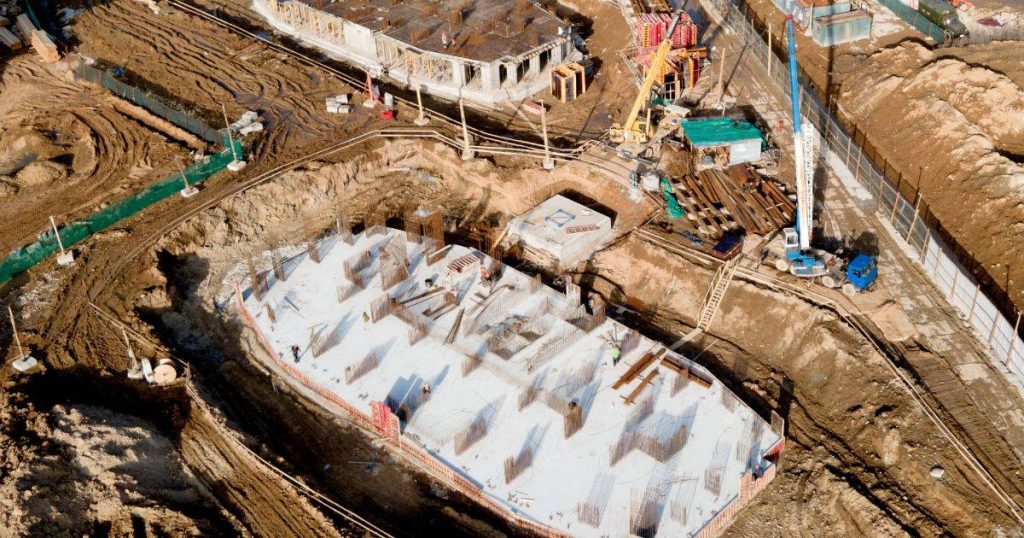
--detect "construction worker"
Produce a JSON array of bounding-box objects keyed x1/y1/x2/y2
[
  {"x1": 611, "y1": 346, "x2": 622, "y2": 365},
  {"x1": 290, "y1": 344, "x2": 300, "y2": 363},
  {"x1": 362, "y1": 311, "x2": 370, "y2": 323}
]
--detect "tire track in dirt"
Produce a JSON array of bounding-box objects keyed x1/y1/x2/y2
[
  {"x1": 72, "y1": 0, "x2": 345, "y2": 160},
  {"x1": 0, "y1": 58, "x2": 188, "y2": 254}
]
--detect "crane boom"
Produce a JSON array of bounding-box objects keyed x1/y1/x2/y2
[
  {"x1": 787, "y1": 18, "x2": 813, "y2": 251},
  {"x1": 612, "y1": 13, "x2": 682, "y2": 143}
]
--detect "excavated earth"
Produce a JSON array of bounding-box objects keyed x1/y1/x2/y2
[
  {"x1": 0, "y1": 56, "x2": 191, "y2": 254},
  {"x1": 6, "y1": 133, "x2": 1018, "y2": 537},
  {"x1": 743, "y1": 0, "x2": 1024, "y2": 312},
  {"x1": 4, "y1": 0, "x2": 1024, "y2": 536}
]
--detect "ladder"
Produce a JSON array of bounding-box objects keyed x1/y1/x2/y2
[{"x1": 697, "y1": 256, "x2": 740, "y2": 331}]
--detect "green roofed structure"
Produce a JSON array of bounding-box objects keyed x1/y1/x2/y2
[{"x1": 679, "y1": 117, "x2": 765, "y2": 170}]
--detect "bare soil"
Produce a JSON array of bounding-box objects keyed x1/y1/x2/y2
[
  {"x1": 117, "y1": 136, "x2": 1022, "y2": 537},
  {"x1": 0, "y1": 377, "x2": 236, "y2": 537},
  {"x1": 742, "y1": 0, "x2": 1024, "y2": 311},
  {"x1": 4, "y1": 0, "x2": 1024, "y2": 535},
  {"x1": 591, "y1": 237, "x2": 1018, "y2": 536},
  {"x1": 0, "y1": 56, "x2": 190, "y2": 254}
]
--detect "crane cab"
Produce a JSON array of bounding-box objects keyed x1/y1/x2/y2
[
  {"x1": 782, "y1": 228, "x2": 800, "y2": 260},
  {"x1": 846, "y1": 254, "x2": 877, "y2": 291}
]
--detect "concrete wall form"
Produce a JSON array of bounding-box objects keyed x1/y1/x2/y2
[{"x1": 255, "y1": 0, "x2": 580, "y2": 105}]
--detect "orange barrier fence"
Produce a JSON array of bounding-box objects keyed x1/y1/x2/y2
[{"x1": 695, "y1": 463, "x2": 778, "y2": 538}]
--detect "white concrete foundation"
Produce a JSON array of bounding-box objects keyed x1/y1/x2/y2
[{"x1": 236, "y1": 228, "x2": 782, "y2": 537}]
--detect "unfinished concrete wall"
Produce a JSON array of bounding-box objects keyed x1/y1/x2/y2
[{"x1": 254, "y1": 0, "x2": 580, "y2": 105}]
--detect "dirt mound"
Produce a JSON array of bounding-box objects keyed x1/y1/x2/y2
[
  {"x1": 868, "y1": 299, "x2": 918, "y2": 342},
  {"x1": 834, "y1": 40, "x2": 1024, "y2": 307},
  {"x1": 15, "y1": 160, "x2": 68, "y2": 187},
  {"x1": 591, "y1": 236, "x2": 1016, "y2": 536},
  {"x1": 0, "y1": 389, "x2": 230, "y2": 536}
]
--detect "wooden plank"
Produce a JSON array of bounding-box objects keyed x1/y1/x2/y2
[
  {"x1": 661, "y1": 357, "x2": 688, "y2": 375},
  {"x1": 672, "y1": 180, "x2": 716, "y2": 235},
  {"x1": 712, "y1": 173, "x2": 758, "y2": 233},
  {"x1": 687, "y1": 368, "x2": 713, "y2": 389},
  {"x1": 445, "y1": 308, "x2": 464, "y2": 344},
  {"x1": 625, "y1": 369, "x2": 660, "y2": 404},
  {"x1": 398, "y1": 286, "x2": 444, "y2": 306},
  {"x1": 750, "y1": 186, "x2": 787, "y2": 228},
  {"x1": 613, "y1": 351, "x2": 657, "y2": 390},
  {"x1": 683, "y1": 176, "x2": 728, "y2": 236}
]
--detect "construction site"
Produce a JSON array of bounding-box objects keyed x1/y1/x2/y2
[{"x1": 3, "y1": 0, "x2": 1024, "y2": 534}]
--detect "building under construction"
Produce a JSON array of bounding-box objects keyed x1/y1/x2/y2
[
  {"x1": 254, "y1": 0, "x2": 581, "y2": 105},
  {"x1": 234, "y1": 219, "x2": 784, "y2": 537}
]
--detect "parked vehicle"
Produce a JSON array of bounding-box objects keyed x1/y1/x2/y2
[
  {"x1": 918, "y1": 0, "x2": 969, "y2": 42},
  {"x1": 712, "y1": 233, "x2": 743, "y2": 260}
]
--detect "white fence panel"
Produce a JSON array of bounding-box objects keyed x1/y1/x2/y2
[
  {"x1": 989, "y1": 313, "x2": 1014, "y2": 358},
  {"x1": 1008, "y1": 341, "x2": 1024, "y2": 378},
  {"x1": 972, "y1": 295, "x2": 998, "y2": 340},
  {"x1": 921, "y1": 236, "x2": 941, "y2": 274},
  {"x1": 951, "y1": 277, "x2": 976, "y2": 317},
  {"x1": 934, "y1": 253, "x2": 958, "y2": 294},
  {"x1": 706, "y1": 0, "x2": 1024, "y2": 394}
]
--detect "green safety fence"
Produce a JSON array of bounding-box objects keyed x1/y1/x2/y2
[
  {"x1": 0, "y1": 140, "x2": 243, "y2": 285},
  {"x1": 22, "y1": 0, "x2": 52, "y2": 41}
]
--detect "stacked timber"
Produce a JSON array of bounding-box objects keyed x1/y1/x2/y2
[
  {"x1": 15, "y1": 15, "x2": 57, "y2": 63},
  {"x1": 29, "y1": 30, "x2": 58, "y2": 63},
  {"x1": 667, "y1": 165, "x2": 795, "y2": 238},
  {"x1": 0, "y1": 26, "x2": 21, "y2": 50}
]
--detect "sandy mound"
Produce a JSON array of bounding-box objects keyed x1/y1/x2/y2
[
  {"x1": 0, "y1": 401, "x2": 226, "y2": 536},
  {"x1": 0, "y1": 177, "x2": 16, "y2": 198},
  {"x1": 15, "y1": 160, "x2": 68, "y2": 187},
  {"x1": 835, "y1": 40, "x2": 1024, "y2": 307},
  {"x1": 868, "y1": 300, "x2": 918, "y2": 342}
]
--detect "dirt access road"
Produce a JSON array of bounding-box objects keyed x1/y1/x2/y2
[{"x1": 0, "y1": 57, "x2": 192, "y2": 255}]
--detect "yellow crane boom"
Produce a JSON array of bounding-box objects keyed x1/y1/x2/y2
[{"x1": 610, "y1": 13, "x2": 683, "y2": 145}]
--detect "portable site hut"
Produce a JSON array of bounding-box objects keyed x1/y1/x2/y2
[
  {"x1": 812, "y1": 10, "x2": 873, "y2": 46},
  {"x1": 679, "y1": 117, "x2": 765, "y2": 170}
]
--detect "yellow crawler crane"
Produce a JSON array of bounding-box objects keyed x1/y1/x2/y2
[{"x1": 609, "y1": 12, "x2": 683, "y2": 145}]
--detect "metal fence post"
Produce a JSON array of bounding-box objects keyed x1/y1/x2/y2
[
  {"x1": 969, "y1": 284, "x2": 981, "y2": 321},
  {"x1": 988, "y1": 308, "x2": 1000, "y2": 345},
  {"x1": 854, "y1": 149, "x2": 863, "y2": 182},
  {"x1": 1006, "y1": 312, "x2": 1021, "y2": 369}
]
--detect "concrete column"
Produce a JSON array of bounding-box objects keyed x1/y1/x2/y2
[
  {"x1": 506, "y1": 62, "x2": 519, "y2": 85},
  {"x1": 529, "y1": 55, "x2": 541, "y2": 78},
  {"x1": 451, "y1": 59, "x2": 465, "y2": 87},
  {"x1": 551, "y1": 42, "x2": 565, "y2": 64},
  {"x1": 481, "y1": 62, "x2": 501, "y2": 90}
]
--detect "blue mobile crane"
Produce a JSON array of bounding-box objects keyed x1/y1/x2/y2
[{"x1": 767, "y1": 18, "x2": 877, "y2": 296}]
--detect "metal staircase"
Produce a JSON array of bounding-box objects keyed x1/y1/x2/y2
[{"x1": 697, "y1": 256, "x2": 740, "y2": 331}]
